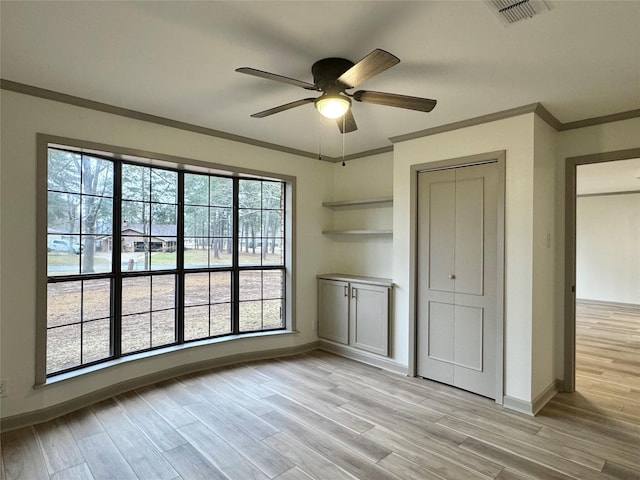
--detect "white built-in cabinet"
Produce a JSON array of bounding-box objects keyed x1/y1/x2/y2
[{"x1": 317, "y1": 274, "x2": 392, "y2": 356}]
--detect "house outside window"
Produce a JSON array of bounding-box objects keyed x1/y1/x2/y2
[{"x1": 42, "y1": 140, "x2": 292, "y2": 378}]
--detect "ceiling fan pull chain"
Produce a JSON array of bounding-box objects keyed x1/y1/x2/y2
[
  {"x1": 318, "y1": 116, "x2": 323, "y2": 161},
  {"x1": 342, "y1": 115, "x2": 346, "y2": 166}
]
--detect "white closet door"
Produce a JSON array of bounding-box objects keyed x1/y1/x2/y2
[{"x1": 417, "y1": 162, "x2": 499, "y2": 399}]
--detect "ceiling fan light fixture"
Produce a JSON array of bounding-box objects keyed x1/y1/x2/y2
[{"x1": 315, "y1": 95, "x2": 351, "y2": 119}]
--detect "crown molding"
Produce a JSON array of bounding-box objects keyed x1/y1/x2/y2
[
  {"x1": 0, "y1": 79, "x2": 322, "y2": 161},
  {"x1": 3, "y1": 79, "x2": 638, "y2": 160}
]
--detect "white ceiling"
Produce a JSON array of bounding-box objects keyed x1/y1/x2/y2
[{"x1": 1, "y1": 1, "x2": 639, "y2": 158}]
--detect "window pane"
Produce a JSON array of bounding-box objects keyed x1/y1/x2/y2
[
  {"x1": 184, "y1": 240, "x2": 210, "y2": 269},
  {"x1": 263, "y1": 210, "x2": 283, "y2": 238},
  {"x1": 150, "y1": 237, "x2": 177, "y2": 270},
  {"x1": 262, "y1": 181, "x2": 283, "y2": 209},
  {"x1": 239, "y1": 271, "x2": 262, "y2": 301},
  {"x1": 122, "y1": 313, "x2": 151, "y2": 354},
  {"x1": 263, "y1": 271, "x2": 283, "y2": 299},
  {"x1": 209, "y1": 238, "x2": 232, "y2": 267},
  {"x1": 238, "y1": 239, "x2": 261, "y2": 266},
  {"x1": 151, "y1": 169, "x2": 177, "y2": 204},
  {"x1": 122, "y1": 200, "x2": 150, "y2": 227},
  {"x1": 184, "y1": 306, "x2": 209, "y2": 341},
  {"x1": 211, "y1": 303, "x2": 231, "y2": 336},
  {"x1": 209, "y1": 207, "x2": 232, "y2": 237},
  {"x1": 47, "y1": 324, "x2": 81, "y2": 374},
  {"x1": 184, "y1": 205, "x2": 209, "y2": 236},
  {"x1": 81, "y1": 236, "x2": 112, "y2": 274},
  {"x1": 47, "y1": 282, "x2": 81, "y2": 328},
  {"x1": 82, "y1": 197, "x2": 113, "y2": 235},
  {"x1": 239, "y1": 301, "x2": 262, "y2": 332},
  {"x1": 152, "y1": 275, "x2": 176, "y2": 311},
  {"x1": 48, "y1": 192, "x2": 80, "y2": 234},
  {"x1": 262, "y1": 238, "x2": 284, "y2": 266},
  {"x1": 48, "y1": 235, "x2": 81, "y2": 276},
  {"x1": 210, "y1": 272, "x2": 231, "y2": 304},
  {"x1": 152, "y1": 310, "x2": 175, "y2": 347},
  {"x1": 48, "y1": 150, "x2": 81, "y2": 193},
  {"x1": 210, "y1": 177, "x2": 232, "y2": 207},
  {"x1": 185, "y1": 273, "x2": 209, "y2": 306},
  {"x1": 122, "y1": 277, "x2": 151, "y2": 315},
  {"x1": 82, "y1": 319, "x2": 112, "y2": 364},
  {"x1": 185, "y1": 174, "x2": 209, "y2": 206},
  {"x1": 83, "y1": 279, "x2": 111, "y2": 321},
  {"x1": 122, "y1": 164, "x2": 150, "y2": 201},
  {"x1": 263, "y1": 299, "x2": 284, "y2": 329},
  {"x1": 82, "y1": 156, "x2": 114, "y2": 197},
  {"x1": 239, "y1": 179, "x2": 261, "y2": 208}
]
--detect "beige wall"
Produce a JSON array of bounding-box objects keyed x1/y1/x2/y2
[
  {"x1": 0, "y1": 90, "x2": 334, "y2": 419},
  {"x1": 328, "y1": 152, "x2": 394, "y2": 279},
  {"x1": 554, "y1": 117, "x2": 640, "y2": 381},
  {"x1": 576, "y1": 193, "x2": 640, "y2": 304},
  {"x1": 531, "y1": 115, "x2": 558, "y2": 399},
  {"x1": 392, "y1": 114, "x2": 537, "y2": 402}
]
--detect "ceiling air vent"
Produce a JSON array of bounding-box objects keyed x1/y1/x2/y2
[{"x1": 488, "y1": 0, "x2": 550, "y2": 24}]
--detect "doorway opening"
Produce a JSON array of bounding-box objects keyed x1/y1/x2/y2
[{"x1": 565, "y1": 150, "x2": 640, "y2": 412}]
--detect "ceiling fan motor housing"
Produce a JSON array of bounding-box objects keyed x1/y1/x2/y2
[{"x1": 311, "y1": 58, "x2": 354, "y2": 92}]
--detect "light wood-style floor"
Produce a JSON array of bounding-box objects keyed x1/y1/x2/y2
[{"x1": 2, "y1": 302, "x2": 639, "y2": 480}]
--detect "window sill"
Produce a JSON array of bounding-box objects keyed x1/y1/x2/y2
[{"x1": 36, "y1": 329, "x2": 298, "y2": 388}]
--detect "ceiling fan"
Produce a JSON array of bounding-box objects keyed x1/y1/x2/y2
[{"x1": 236, "y1": 49, "x2": 437, "y2": 134}]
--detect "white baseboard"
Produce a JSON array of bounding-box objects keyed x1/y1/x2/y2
[
  {"x1": 318, "y1": 340, "x2": 408, "y2": 375},
  {"x1": 503, "y1": 379, "x2": 561, "y2": 416},
  {"x1": 1, "y1": 341, "x2": 320, "y2": 432}
]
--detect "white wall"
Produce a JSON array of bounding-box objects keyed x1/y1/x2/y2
[
  {"x1": 576, "y1": 193, "x2": 640, "y2": 305},
  {"x1": 393, "y1": 114, "x2": 538, "y2": 402},
  {"x1": 0, "y1": 90, "x2": 334, "y2": 419}
]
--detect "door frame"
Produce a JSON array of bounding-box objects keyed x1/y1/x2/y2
[
  {"x1": 408, "y1": 150, "x2": 506, "y2": 404},
  {"x1": 563, "y1": 147, "x2": 640, "y2": 393}
]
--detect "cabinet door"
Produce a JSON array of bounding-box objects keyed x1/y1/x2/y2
[
  {"x1": 318, "y1": 279, "x2": 349, "y2": 344},
  {"x1": 349, "y1": 283, "x2": 389, "y2": 356}
]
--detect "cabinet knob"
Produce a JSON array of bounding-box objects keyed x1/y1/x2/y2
[{"x1": 448, "y1": 274, "x2": 456, "y2": 280}]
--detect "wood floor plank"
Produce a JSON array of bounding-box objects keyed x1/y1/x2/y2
[
  {"x1": 114, "y1": 391, "x2": 188, "y2": 452},
  {"x1": 260, "y1": 409, "x2": 401, "y2": 480},
  {"x1": 439, "y1": 415, "x2": 607, "y2": 480},
  {"x1": 262, "y1": 393, "x2": 391, "y2": 463},
  {"x1": 50, "y1": 463, "x2": 95, "y2": 480},
  {"x1": 377, "y1": 452, "x2": 449, "y2": 480},
  {"x1": 162, "y1": 443, "x2": 227, "y2": 480},
  {"x1": 34, "y1": 416, "x2": 85, "y2": 475},
  {"x1": 362, "y1": 426, "x2": 501, "y2": 480},
  {"x1": 1, "y1": 427, "x2": 50, "y2": 480},
  {"x1": 1, "y1": 303, "x2": 636, "y2": 480},
  {"x1": 64, "y1": 408, "x2": 104, "y2": 441},
  {"x1": 262, "y1": 432, "x2": 358, "y2": 480},
  {"x1": 184, "y1": 401, "x2": 293, "y2": 478},
  {"x1": 77, "y1": 432, "x2": 138, "y2": 480},
  {"x1": 459, "y1": 437, "x2": 575, "y2": 480},
  {"x1": 177, "y1": 420, "x2": 269, "y2": 480},
  {"x1": 273, "y1": 466, "x2": 315, "y2": 480},
  {"x1": 91, "y1": 399, "x2": 179, "y2": 480}
]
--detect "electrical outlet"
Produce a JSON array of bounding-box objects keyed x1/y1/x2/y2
[{"x1": 0, "y1": 379, "x2": 7, "y2": 398}]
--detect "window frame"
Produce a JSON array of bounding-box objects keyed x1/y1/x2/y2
[{"x1": 36, "y1": 134, "x2": 296, "y2": 385}]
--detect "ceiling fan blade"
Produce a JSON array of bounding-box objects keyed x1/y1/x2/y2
[
  {"x1": 236, "y1": 67, "x2": 318, "y2": 90},
  {"x1": 336, "y1": 110, "x2": 358, "y2": 134},
  {"x1": 337, "y1": 49, "x2": 400, "y2": 88},
  {"x1": 250, "y1": 98, "x2": 316, "y2": 118},
  {"x1": 353, "y1": 90, "x2": 437, "y2": 112}
]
